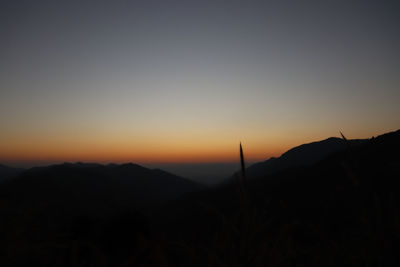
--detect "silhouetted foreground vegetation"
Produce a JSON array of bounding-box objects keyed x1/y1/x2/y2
[{"x1": 0, "y1": 130, "x2": 399, "y2": 266}]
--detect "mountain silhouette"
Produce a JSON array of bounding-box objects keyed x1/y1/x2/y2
[
  {"x1": 0, "y1": 162, "x2": 203, "y2": 217},
  {"x1": 229, "y1": 136, "x2": 367, "y2": 181},
  {"x1": 0, "y1": 164, "x2": 24, "y2": 182},
  {"x1": 157, "y1": 129, "x2": 400, "y2": 266},
  {"x1": 1, "y1": 129, "x2": 399, "y2": 266}
]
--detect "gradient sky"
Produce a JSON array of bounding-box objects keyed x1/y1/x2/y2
[{"x1": 1, "y1": 0, "x2": 399, "y2": 167}]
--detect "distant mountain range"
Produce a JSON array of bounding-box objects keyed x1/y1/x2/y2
[
  {"x1": 0, "y1": 162, "x2": 203, "y2": 216},
  {"x1": 229, "y1": 136, "x2": 367, "y2": 181},
  {"x1": 0, "y1": 164, "x2": 24, "y2": 181}
]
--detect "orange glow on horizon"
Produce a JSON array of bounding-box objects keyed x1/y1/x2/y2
[
  {"x1": 0, "y1": 135, "x2": 289, "y2": 166},
  {"x1": 1, "y1": 127, "x2": 394, "y2": 167},
  {"x1": 0, "y1": 143, "x2": 283, "y2": 165}
]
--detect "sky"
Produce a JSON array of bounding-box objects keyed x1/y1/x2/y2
[{"x1": 1, "y1": 0, "x2": 399, "y2": 168}]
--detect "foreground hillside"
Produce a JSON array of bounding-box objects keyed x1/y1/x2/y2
[
  {"x1": 0, "y1": 129, "x2": 399, "y2": 266},
  {"x1": 158, "y1": 129, "x2": 400, "y2": 266}
]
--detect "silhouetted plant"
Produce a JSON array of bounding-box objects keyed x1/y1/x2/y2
[{"x1": 340, "y1": 131, "x2": 359, "y2": 186}]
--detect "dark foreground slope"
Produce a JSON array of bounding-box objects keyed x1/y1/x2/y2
[
  {"x1": 1, "y1": 130, "x2": 399, "y2": 266},
  {"x1": 158, "y1": 129, "x2": 400, "y2": 266}
]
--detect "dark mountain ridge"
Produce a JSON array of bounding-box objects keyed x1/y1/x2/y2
[
  {"x1": 156, "y1": 129, "x2": 400, "y2": 266},
  {"x1": 0, "y1": 164, "x2": 24, "y2": 182},
  {"x1": 0, "y1": 162, "x2": 203, "y2": 217},
  {"x1": 229, "y1": 136, "x2": 367, "y2": 181}
]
